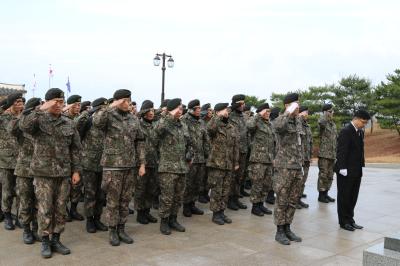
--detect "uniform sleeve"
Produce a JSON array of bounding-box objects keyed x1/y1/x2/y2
[
  {"x1": 6, "y1": 117, "x2": 22, "y2": 138},
  {"x1": 202, "y1": 126, "x2": 210, "y2": 159},
  {"x1": 75, "y1": 111, "x2": 89, "y2": 133},
  {"x1": 234, "y1": 131, "x2": 240, "y2": 166},
  {"x1": 336, "y1": 127, "x2": 351, "y2": 170},
  {"x1": 135, "y1": 126, "x2": 146, "y2": 165},
  {"x1": 19, "y1": 110, "x2": 43, "y2": 135},
  {"x1": 273, "y1": 113, "x2": 291, "y2": 134},
  {"x1": 92, "y1": 107, "x2": 110, "y2": 129},
  {"x1": 71, "y1": 127, "x2": 83, "y2": 174},
  {"x1": 246, "y1": 117, "x2": 257, "y2": 136},
  {"x1": 207, "y1": 117, "x2": 219, "y2": 138},
  {"x1": 184, "y1": 123, "x2": 194, "y2": 162},
  {"x1": 318, "y1": 115, "x2": 328, "y2": 129}
]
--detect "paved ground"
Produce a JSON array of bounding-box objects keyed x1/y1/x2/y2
[{"x1": 1, "y1": 164, "x2": 400, "y2": 266}]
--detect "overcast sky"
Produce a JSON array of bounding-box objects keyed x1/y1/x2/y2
[{"x1": 1, "y1": 0, "x2": 399, "y2": 107}]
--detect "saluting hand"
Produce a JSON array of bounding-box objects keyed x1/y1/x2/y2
[
  {"x1": 40, "y1": 100, "x2": 57, "y2": 111},
  {"x1": 110, "y1": 99, "x2": 123, "y2": 108}
]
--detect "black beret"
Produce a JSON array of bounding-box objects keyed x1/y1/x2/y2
[
  {"x1": 270, "y1": 107, "x2": 281, "y2": 121},
  {"x1": 108, "y1": 98, "x2": 114, "y2": 104},
  {"x1": 0, "y1": 98, "x2": 7, "y2": 108},
  {"x1": 25, "y1": 97, "x2": 41, "y2": 110},
  {"x1": 140, "y1": 100, "x2": 154, "y2": 111},
  {"x1": 214, "y1": 103, "x2": 229, "y2": 112},
  {"x1": 201, "y1": 103, "x2": 211, "y2": 111},
  {"x1": 299, "y1": 106, "x2": 309, "y2": 113},
  {"x1": 231, "y1": 94, "x2": 246, "y2": 104},
  {"x1": 167, "y1": 98, "x2": 182, "y2": 111},
  {"x1": 113, "y1": 89, "x2": 131, "y2": 100},
  {"x1": 131, "y1": 101, "x2": 136, "y2": 106},
  {"x1": 67, "y1": 95, "x2": 82, "y2": 104},
  {"x1": 160, "y1": 99, "x2": 170, "y2": 108},
  {"x1": 188, "y1": 99, "x2": 200, "y2": 109},
  {"x1": 7, "y1": 93, "x2": 23, "y2": 106},
  {"x1": 256, "y1": 103, "x2": 270, "y2": 113},
  {"x1": 80, "y1": 101, "x2": 91, "y2": 112},
  {"x1": 283, "y1": 93, "x2": 299, "y2": 104},
  {"x1": 322, "y1": 103, "x2": 333, "y2": 112},
  {"x1": 354, "y1": 110, "x2": 371, "y2": 120},
  {"x1": 92, "y1": 97, "x2": 108, "y2": 108}
]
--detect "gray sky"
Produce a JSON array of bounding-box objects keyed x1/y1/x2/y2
[{"x1": 1, "y1": 0, "x2": 399, "y2": 107}]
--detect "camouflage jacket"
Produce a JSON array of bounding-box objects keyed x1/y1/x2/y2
[
  {"x1": 318, "y1": 113, "x2": 337, "y2": 159},
  {"x1": 271, "y1": 120, "x2": 280, "y2": 159},
  {"x1": 206, "y1": 116, "x2": 239, "y2": 170},
  {"x1": 155, "y1": 114, "x2": 191, "y2": 174},
  {"x1": 273, "y1": 113, "x2": 303, "y2": 169},
  {"x1": 139, "y1": 118, "x2": 158, "y2": 168},
  {"x1": 19, "y1": 110, "x2": 82, "y2": 177},
  {"x1": 300, "y1": 117, "x2": 313, "y2": 162},
  {"x1": 0, "y1": 113, "x2": 20, "y2": 169},
  {"x1": 182, "y1": 113, "x2": 209, "y2": 164},
  {"x1": 93, "y1": 107, "x2": 146, "y2": 168},
  {"x1": 247, "y1": 115, "x2": 274, "y2": 164},
  {"x1": 229, "y1": 110, "x2": 248, "y2": 154}
]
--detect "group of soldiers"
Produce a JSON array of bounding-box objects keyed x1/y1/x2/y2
[{"x1": 0, "y1": 88, "x2": 339, "y2": 258}]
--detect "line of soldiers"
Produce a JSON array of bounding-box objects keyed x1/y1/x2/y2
[{"x1": 0, "y1": 88, "x2": 339, "y2": 258}]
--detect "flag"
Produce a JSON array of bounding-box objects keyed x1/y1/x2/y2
[
  {"x1": 49, "y1": 64, "x2": 54, "y2": 77},
  {"x1": 66, "y1": 77, "x2": 71, "y2": 92}
]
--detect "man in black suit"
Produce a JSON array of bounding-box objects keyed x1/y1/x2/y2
[{"x1": 335, "y1": 110, "x2": 371, "y2": 231}]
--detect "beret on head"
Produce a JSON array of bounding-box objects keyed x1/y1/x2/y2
[
  {"x1": 67, "y1": 95, "x2": 82, "y2": 104},
  {"x1": 354, "y1": 110, "x2": 371, "y2": 120},
  {"x1": 167, "y1": 98, "x2": 182, "y2": 111},
  {"x1": 113, "y1": 89, "x2": 131, "y2": 100},
  {"x1": 188, "y1": 99, "x2": 200, "y2": 109},
  {"x1": 45, "y1": 88, "x2": 64, "y2": 101},
  {"x1": 160, "y1": 99, "x2": 170, "y2": 108},
  {"x1": 7, "y1": 93, "x2": 23, "y2": 106},
  {"x1": 322, "y1": 103, "x2": 333, "y2": 112},
  {"x1": 92, "y1": 97, "x2": 108, "y2": 108},
  {"x1": 25, "y1": 97, "x2": 41, "y2": 110},
  {"x1": 80, "y1": 101, "x2": 91, "y2": 112},
  {"x1": 283, "y1": 93, "x2": 299, "y2": 104},
  {"x1": 231, "y1": 94, "x2": 246, "y2": 104},
  {"x1": 256, "y1": 103, "x2": 270, "y2": 113},
  {"x1": 201, "y1": 103, "x2": 211, "y2": 111},
  {"x1": 140, "y1": 100, "x2": 154, "y2": 112},
  {"x1": 214, "y1": 103, "x2": 229, "y2": 112},
  {"x1": 299, "y1": 106, "x2": 309, "y2": 113},
  {"x1": 270, "y1": 107, "x2": 281, "y2": 121}
]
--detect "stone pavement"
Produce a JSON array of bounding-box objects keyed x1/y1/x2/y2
[{"x1": 1, "y1": 164, "x2": 399, "y2": 266}]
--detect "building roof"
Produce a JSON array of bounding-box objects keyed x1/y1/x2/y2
[{"x1": 0, "y1": 83, "x2": 27, "y2": 97}]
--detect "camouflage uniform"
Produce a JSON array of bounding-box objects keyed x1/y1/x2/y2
[
  {"x1": 317, "y1": 113, "x2": 337, "y2": 192},
  {"x1": 300, "y1": 117, "x2": 313, "y2": 196},
  {"x1": 19, "y1": 110, "x2": 82, "y2": 236},
  {"x1": 247, "y1": 115, "x2": 275, "y2": 204},
  {"x1": 273, "y1": 113, "x2": 303, "y2": 226},
  {"x1": 199, "y1": 116, "x2": 212, "y2": 198},
  {"x1": 206, "y1": 116, "x2": 239, "y2": 212},
  {"x1": 93, "y1": 107, "x2": 145, "y2": 227},
  {"x1": 155, "y1": 114, "x2": 191, "y2": 219}
]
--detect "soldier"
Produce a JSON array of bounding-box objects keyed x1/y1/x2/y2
[
  {"x1": 19, "y1": 88, "x2": 82, "y2": 258},
  {"x1": 317, "y1": 103, "x2": 337, "y2": 203},
  {"x1": 297, "y1": 106, "x2": 312, "y2": 209},
  {"x1": 227, "y1": 94, "x2": 248, "y2": 210},
  {"x1": 273, "y1": 93, "x2": 303, "y2": 245},
  {"x1": 93, "y1": 89, "x2": 146, "y2": 246},
  {"x1": 247, "y1": 103, "x2": 274, "y2": 217},
  {"x1": 154, "y1": 99, "x2": 170, "y2": 122},
  {"x1": 181, "y1": 99, "x2": 207, "y2": 218},
  {"x1": 0, "y1": 98, "x2": 6, "y2": 222},
  {"x1": 155, "y1": 98, "x2": 192, "y2": 235},
  {"x1": 64, "y1": 94, "x2": 85, "y2": 221},
  {"x1": 80, "y1": 101, "x2": 91, "y2": 113},
  {"x1": 0, "y1": 93, "x2": 24, "y2": 230},
  {"x1": 131, "y1": 101, "x2": 137, "y2": 116},
  {"x1": 207, "y1": 103, "x2": 239, "y2": 225},
  {"x1": 76, "y1": 97, "x2": 108, "y2": 233},
  {"x1": 265, "y1": 107, "x2": 280, "y2": 205},
  {"x1": 135, "y1": 100, "x2": 158, "y2": 225}
]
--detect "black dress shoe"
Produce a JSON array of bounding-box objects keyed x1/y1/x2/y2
[
  {"x1": 351, "y1": 223, "x2": 363, "y2": 229},
  {"x1": 340, "y1": 224, "x2": 355, "y2": 231}
]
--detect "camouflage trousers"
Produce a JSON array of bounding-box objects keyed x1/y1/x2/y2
[
  {"x1": 82, "y1": 170, "x2": 105, "y2": 218},
  {"x1": 0, "y1": 168, "x2": 17, "y2": 213},
  {"x1": 300, "y1": 164, "x2": 310, "y2": 197},
  {"x1": 208, "y1": 168, "x2": 232, "y2": 212},
  {"x1": 317, "y1": 157, "x2": 335, "y2": 192},
  {"x1": 101, "y1": 169, "x2": 134, "y2": 227},
  {"x1": 158, "y1": 173, "x2": 186, "y2": 218},
  {"x1": 69, "y1": 178, "x2": 83, "y2": 204},
  {"x1": 17, "y1": 176, "x2": 37, "y2": 225},
  {"x1": 248, "y1": 163, "x2": 273, "y2": 204},
  {"x1": 34, "y1": 176, "x2": 70, "y2": 236},
  {"x1": 183, "y1": 163, "x2": 205, "y2": 204},
  {"x1": 199, "y1": 167, "x2": 209, "y2": 195},
  {"x1": 273, "y1": 168, "x2": 303, "y2": 226},
  {"x1": 134, "y1": 167, "x2": 157, "y2": 211},
  {"x1": 230, "y1": 152, "x2": 247, "y2": 196}
]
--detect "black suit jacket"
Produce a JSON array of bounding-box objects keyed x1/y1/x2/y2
[{"x1": 334, "y1": 123, "x2": 365, "y2": 178}]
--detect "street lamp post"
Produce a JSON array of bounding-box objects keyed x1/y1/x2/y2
[{"x1": 153, "y1": 53, "x2": 174, "y2": 104}]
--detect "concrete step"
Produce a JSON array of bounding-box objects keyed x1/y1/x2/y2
[
  {"x1": 385, "y1": 233, "x2": 400, "y2": 252},
  {"x1": 363, "y1": 243, "x2": 400, "y2": 266}
]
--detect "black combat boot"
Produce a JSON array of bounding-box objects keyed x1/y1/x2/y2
[
  {"x1": 66, "y1": 206, "x2": 72, "y2": 222},
  {"x1": 109, "y1": 226, "x2": 120, "y2": 246},
  {"x1": 22, "y1": 224, "x2": 34, "y2": 244},
  {"x1": 318, "y1": 191, "x2": 329, "y2": 203},
  {"x1": 251, "y1": 203, "x2": 264, "y2": 216},
  {"x1": 325, "y1": 191, "x2": 335, "y2": 202},
  {"x1": 4, "y1": 212, "x2": 15, "y2": 230},
  {"x1": 160, "y1": 217, "x2": 171, "y2": 235},
  {"x1": 259, "y1": 202, "x2": 272, "y2": 215},
  {"x1": 94, "y1": 215, "x2": 108, "y2": 231},
  {"x1": 168, "y1": 215, "x2": 185, "y2": 232},
  {"x1": 235, "y1": 196, "x2": 247, "y2": 209},
  {"x1": 137, "y1": 210, "x2": 149, "y2": 224},
  {"x1": 69, "y1": 203, "x2": 84, "y2": 221},
  {"x1": 227, "y1": 196, "x2": 239, "y2": 211},
  {"x1": 298, "y1": 199, "x2": 309, "y2": 208},
  {"x1": 117, "y1": 224, "x2": 134, "y2": 244},
  {"x1": 144, "y1": 209, "x2": 158, "y2": 223},
  {"x1": 275, "y1": 225, "x2": 290, "y2": 245},
  {"x1": 190, "y1": 202, "x2": 204, "y2": 215},
  {"x1": 183, "y1": 203, "x2": 192, "y2": 217},
  {"x1": 265, "y1": 190, "x2": 275, "y2": 205},
  {"x1": 284, "y1": 224, "x2": 302, "y2": 242},
  {"x1": 86, "y1": 216, "x2": 96, "y2": 233},
  {"x1": 221, "y1": 211, "x2": 232, "y2": 224},
  {"x1": 41, "y1": 235, "x2": 52, "y2": 258},
  {"x1": 240, "y1": 185, "x2": 250, "y2": 197},
  {"x1": 32, "y1": 219, "x2": 41, "y2": 242},
  {"x1": 51, "y1": 233, "x2": 71, "y2": 255},
  {"x1": 244, "y1": 179, "x2": 252, "y2": 190},
  {"x1": 212, "y1": 211, "x2": 224, "y2": 225}
]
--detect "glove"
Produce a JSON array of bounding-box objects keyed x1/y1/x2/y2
[
  {"x1": 339, "y1": 169, "x2": 347, "y2": 176},
  {"x1": 286, "y1": 102, "x2": 299, "y2": 114}
]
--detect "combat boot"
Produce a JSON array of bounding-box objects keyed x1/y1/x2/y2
[
  {"x1": 69, "y1": 203, "x2": 84, "y2": 221},
  {"x1": 169, "y1": 215, "x2": 185, "y2": 232},
  {"x1": 259, "y1": 202, "x2": 272, "y2": 215},
  {"x1": 235, "y1": 196, "x2": 247, "y2": 209},
  {"x1": 109, "y1": 226, "x2": 120, "y2": 246},
  {"x1": 22, "y1": 224, "x2": 34, "y2": 244},
  {"x1": 325, "y1": 192, "x2": 335, "y2": 202},
  {"x1": 212, "y1": 211, "x2": 224, "y2": 225},
  {"x1": 86, "y1": 216, "x2": 96, "y2": 233},
  {"x1": 183, "y1": 203, "x2": 192, "y2": 217},
  {"x1": 251, "y1": 203, "x2": 264, "y2": 216},
  {"x1": 94, "y1": 215, "x2": 108, "y2": 231},
  {"x1": 51, "y1": 233, "x2": 71, "y2": 255},
  {"x1": 190, "y1": 202, "x2": 204, "y2": 215},
  {"x1": 284, "y1": 224, "x2": 302, "y2": 242},
  {"x1": 265, "y1": 190, "x2": 275, "y2": 205},
  {"x1": 298, "y1": 199, "x2": 309, "y2": 208},
  {"x1": 160, "y1": 217, "x2": 171, "y2": 235},
  {"x1": 275, "y1": 225, "x2": 290, "y2": 245},
  {"x1": 117, "y1": 224, "x2": 134, "y2": 244},
  {"x1": 144, "y1": 209, "x2": 157, "y2": 223},
  {"x1": 240, "y1": 185, "x2": 250, "y2": 197},
  {"x1": 41, "y1": 235, "x2": 52, "y2": 258},
  {"x1": 244, "y1": 179, "x2": 252, "y2": 190},
  {"x1": 318, "y1": 191, "x2": 329, "y2": 203},
  {"x1": 221, "y1": 211, "x2": 232, "y2": 224},
  {"x1": 227, "y1": 196, "x2": 239, "y2": 211},
  {"x1": 137, "y1": 210, "x2": 149, "y2": 224},
  {"x1": 4, "y1": 212, "x2": 15, "y2": 230}
]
